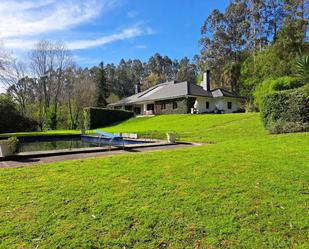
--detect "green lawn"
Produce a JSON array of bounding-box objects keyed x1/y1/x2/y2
[
  {"x1": 103, "y1": 112, "x2": 265, "y2": 142},
  {"x1": 1, "y1": 113, "x2": 308, "y2": 248},
  {"x1": 0, "y1": 129, "x2": 80, "y2": 138}
]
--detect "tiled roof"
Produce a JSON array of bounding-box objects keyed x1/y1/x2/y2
[
  {"x1": 188, "y1": 83, "x2": 213, "y2": 97},
  {"x1": 109, "y1": 81, "x2": 239, "y2": 106},
  {"x1": 211, "y1": 88, "x2": 240, "y2": 98}
]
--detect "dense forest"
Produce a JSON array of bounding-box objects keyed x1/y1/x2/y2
[
  {"x1": 0, "y1": 0, "x2": 308, "y2": 131},
  {"x1": 197, "y1": 0, "x2": 308, "y2": 108}
]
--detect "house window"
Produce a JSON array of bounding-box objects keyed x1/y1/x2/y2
[
  {"x1": 173, "y1": 102, "x2": 178, "y2": 109},
  {"x1": 125, "y1": 105, "x2": 132, "y2": 111},
  {"x1": 147, "y1": 104, "x2": 154, "y2": 111},
  {"x1": 134, "y1": 107, "x2": 141, "y2": 115},
  {"x1": 227, "y1": 102, "x2": 232, "y2": 110},
  {"x1": 161, "y1": 103, "x2": 166, "y2": 110},
  {"x1": 206, "y1": 101, "x2": 210, "y2": 109}
]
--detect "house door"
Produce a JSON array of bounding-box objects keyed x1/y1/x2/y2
[
  {"x1": 147, "y1": 104, "x2": 154, "y2": 111},
  {"x1": 134, "y1": 107, "x2": 141, "y2": 115},
  {"x1": 146, "y1": 104, "x2": 155, "y2": 115}
]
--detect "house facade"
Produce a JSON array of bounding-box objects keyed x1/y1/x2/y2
[{"x1": 108, "y1": 71, "x2": 243, "y2": 115}]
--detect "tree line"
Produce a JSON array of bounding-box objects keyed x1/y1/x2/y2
[
  {"x1": 0, "y1": 0, "x2": 308, "y2": 131},
  {"x1": 0, "y1": 41, "x2": 197, "y2": 130},
  {"x1": 197, "y1": 0, "x2": 308, "y2": 109}
]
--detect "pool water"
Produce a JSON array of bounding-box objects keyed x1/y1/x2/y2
[
  {"x1": 18, "y1": 139, "x2": 101, "y2": 152},
  {"x1": 17, "y1": 135, "x2": 148, "y2": 153}
]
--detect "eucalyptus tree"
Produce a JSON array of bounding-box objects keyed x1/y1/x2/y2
[
  {"x1": 132, "y1": 59, "x2": 145, "y2": 84},
  {"x1": 176, "y1": 57, "x2": 197, "y2": 83},
  {"x1": 248, "y1": 0, "x2": 268, "y2": 51},
  {"x1": 172, "y1": 59, "x2": 180, "y2": 79},
  {"x1": 147, "y1": 53, "x2": 164, "y2": 76},
  {"x1": 265, "y1": 0, "x2": 284, "y2": 42},
  {"x1": 146, "y1": 53, "x2": 172, "y2": 84},
  {"x1": 224, "y1": 0, "x2": 251, "y2": 59},
  {"x1": 115, "y1": 59, "x2": 135, "y2": 98},
  {"x1": 162, "y1": 56, "x2": 174, "y2": 81},
  {"x1": 199, "y1": 0, "x2": 251, "y2": 89}
]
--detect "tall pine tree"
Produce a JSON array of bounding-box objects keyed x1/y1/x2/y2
[{"x1": 96, "y1": 62, "x2": 109, "y2": 107}]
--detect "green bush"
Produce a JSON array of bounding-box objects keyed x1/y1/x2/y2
[
  {"x1": 254, "y1": 76, "x2": 303, "y2": 109},
  {"x1": 261, "y1": 85, "x2": 309, "y2": 134},
  {"x1": 83, "y1": 107, "x2": 134, "y2": 129},
  {"x1": 0, "y1": 94, "x2": 38, "y2": 133}
]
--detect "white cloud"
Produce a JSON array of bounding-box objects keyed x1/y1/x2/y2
[
  {"x1": 68, "y1": 26, "x2": 153, "y2": 50},
  {"x1": 0, "y1": 0, "x2": 154, "y2": 51},
  {"x1": 0, "y1": 0, "x2": 113, "y2": 39},
  {"x1": 4, "y1": 25, "x2": 154, "y2": 50},
  {"x1": 2, "y1": 39, "x2": 35, "y2": 50}
]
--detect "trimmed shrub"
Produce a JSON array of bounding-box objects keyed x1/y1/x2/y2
[
  {"x1": 0, "y1": 95, "x2": 38, "y2": 133},
  {"x1": 261, "y1": 85, "x2": 309, "y2": 134},
  {"x1": 83, "y1": 107, "x2": 134, "y2": 129},
  {"x1": 254, "y1": 76, "x2": 303, "y2": 109}
]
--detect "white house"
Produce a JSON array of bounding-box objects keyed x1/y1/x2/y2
[{"x1": 109, "y1": 71, "x2": 243, "y2": 115}]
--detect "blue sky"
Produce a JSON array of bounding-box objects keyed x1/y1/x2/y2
[{"x1": 0, "y1": 0, "x2": 229, "y2": 67}]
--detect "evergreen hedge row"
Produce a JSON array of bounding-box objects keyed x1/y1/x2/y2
[
  {"x1": 0, "y1": 95, "x2": 38, "y2": 133},
  {"x1": 83, "y1": 107, "x2": 134, "y2": 129},
  {"x1": 261, "y1": 85, "x2": 309, "y2": 134}
]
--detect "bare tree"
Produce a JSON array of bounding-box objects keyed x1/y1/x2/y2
[
  {"x1": 30, "y1": 40, "x2": 73, "y2": 129},
  {"x1": 3, "y1": 61, "x2": 36, "y2": 115},
  {"x1": 0, "y1": 44, "x2": 14, "y2": 91},
  {"x1": 1, "y1": 59, "x2": 25, "y2": 86},
  {"x1": 63, "y1": 67, "x2": 97, "y2": 129}
]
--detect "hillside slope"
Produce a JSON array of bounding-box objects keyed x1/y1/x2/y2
[
  {"x1": 103, "y1": 113, "x2": 265, "y2": 142},
  {"x1": 1, "y1": 113, "x2": 308, "y2": 248}
]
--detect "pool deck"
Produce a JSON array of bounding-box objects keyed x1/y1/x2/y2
[{"x1": 0, "y1": 142, "x2": 202, "y2": 169}]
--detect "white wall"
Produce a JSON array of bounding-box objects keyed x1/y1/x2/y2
[
  {"x1": 142, "y1": 103, "x2": 147, "y2": 114},
  {"x1": 194, "y1": 97, "x2": 215, "y2": 113},
  {"x1": 194, "y1": 97, "x2": 242, "y2": 113},
  {"x1": 218, "y1": 98, "x2": 242, "y2": 113}
]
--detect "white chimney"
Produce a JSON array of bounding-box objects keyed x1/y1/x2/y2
[
  {"x1": 135, "y1": 82, "x2": 141, "y2": 94},
  {"x1": 201, "y1": 70, "x2": 210, "y2": 91}
]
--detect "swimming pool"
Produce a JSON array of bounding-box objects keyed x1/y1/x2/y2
[{"x1": 17, "y1": 135, "x2": 148, "y2": 153}]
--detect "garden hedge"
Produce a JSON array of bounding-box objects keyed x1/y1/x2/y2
[
  {"x1": 0, "y1": 95, "x2": 38, "y2": 133},
  {"x1": 83, "y1": 107, "x2": 134, "y2": 129},
  {"x1": 261, "y1": 85, "x2": 309, "y2": 134}
]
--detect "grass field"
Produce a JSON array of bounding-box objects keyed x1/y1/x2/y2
[
  {"x1": 1, "y1": 113, "x2": 308, "y2": 248},
  {"x1": 103, "y1": 112, "x2": 265, "y2": 142},
  {"x1": 0, "y1": 129, "x2": 80, "y2": 138}
]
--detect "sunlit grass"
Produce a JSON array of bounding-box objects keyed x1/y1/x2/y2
[
  {"x1": 1, "y1": 113, "x2": 308, "y2": 248},
  {"x1": 0, "y1": 129, "x2": 80, "y2": 138}
]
